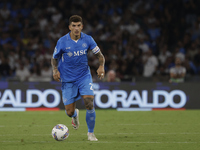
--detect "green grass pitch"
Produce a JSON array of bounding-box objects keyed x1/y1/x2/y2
[{"x1": 0, "y1": 110, "x2": 200, "y2": 150}]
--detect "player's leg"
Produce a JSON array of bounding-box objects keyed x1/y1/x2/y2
[
  {"x1": 78, "y1": 74, "x2": 98, "y2": 141},
  {"x1": 64, "y1": 102, "x2": 76, "y2": 117},
  {"x1": 82, "y1": 95, "x2": 96, "y2": 133},
  {"x1": 62, "y1": 82, "x2": 80, "y2": 129},
  {"x1": 65, "y1": 103, "x2": 79, "y2": 129},
  {"x1": 82, "y1": 95, "x2": 98, "y2": 141}
]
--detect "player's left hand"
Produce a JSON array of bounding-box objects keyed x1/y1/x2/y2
[{"x1": 97, "y1": 66, "x2": 105, "y2": 79}]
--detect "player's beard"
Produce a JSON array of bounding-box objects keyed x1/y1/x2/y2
[
  {"x1": 75, "y1": 35, "x2": 79, "y2": 39},
  {"x1": 74, "y1": 31, "x2": 80, "y2": 39}
]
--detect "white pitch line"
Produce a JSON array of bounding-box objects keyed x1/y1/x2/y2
[
  {"x1": 0, "y1": 141, "x2": 198, "y2": 144},
  {"x1": 0, "y1": 123, "x2": 174, "y2": 127},
  {"x1": 0, "y1": 134, "x2": 51, "y2": 136},
  {"x1": 168, "y1": 132, "x2": 200, "y2": 135},
  {"x1": 117, "y1": 123, "x2": 173, "y2": 125},
  {"x1": 0, "y1": 132, "x2": 199, "y2": 136},
  {"x1": 0, "y1": 125, "x2": 53, "y2": 127}
]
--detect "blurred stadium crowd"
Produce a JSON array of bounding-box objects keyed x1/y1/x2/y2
[{"x1": 0, "y1": 0, "x2": 200, "y2": 82}]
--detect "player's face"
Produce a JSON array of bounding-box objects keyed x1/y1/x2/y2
[
  {"x1": 69, "y1": 22, "x2": 83, "y2": 36},
  {"x1": 175, "y1": 57, "x2": 181, "y2": 65}
]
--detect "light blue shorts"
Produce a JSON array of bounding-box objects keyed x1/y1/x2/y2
[{"x1": 61, "y1": 74, "x2": 94, "y2": 105}]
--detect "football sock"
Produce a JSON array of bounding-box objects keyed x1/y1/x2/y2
[
  {"x1": 65, "y1": 109, "x2": 77, "y2": 118},
  {"x1": 86, "y1": 108, "x2": 96, "y2": 133}
]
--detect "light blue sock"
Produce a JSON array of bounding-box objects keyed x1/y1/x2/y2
[
  {"x1": 86, "y1": 108, "x2": 96, "y2": 133},
  {"x1": 65, "y1": 109, "x2": 77, "y2": 118}
]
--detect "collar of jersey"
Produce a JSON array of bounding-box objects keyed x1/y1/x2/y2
[{"x1": 66, "y1": 32, "x2": 85, "y2": 40}]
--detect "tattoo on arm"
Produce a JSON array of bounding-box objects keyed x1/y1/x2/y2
[
  {"x1": 96, "y1": 51, "x2": 105, "y2": 66},
  {"x1": 51, "y1": 57, "x2": 59, "y2": 72}
]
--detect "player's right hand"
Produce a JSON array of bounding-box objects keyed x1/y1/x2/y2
[{"x1": 53, "y1": 69, "x2": 61, "y2": 82}]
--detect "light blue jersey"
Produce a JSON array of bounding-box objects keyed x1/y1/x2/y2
[{"x1": 53, "y1": 32, "x2": 100, "y2": 82}]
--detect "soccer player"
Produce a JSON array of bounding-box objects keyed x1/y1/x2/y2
[{"x1": 51, "y1": 15, "x2": 105, "y2": 141}]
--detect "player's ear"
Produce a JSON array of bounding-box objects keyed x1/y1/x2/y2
[{"x1": 69, "y1": 24, "x2": 71, "y2": 31}]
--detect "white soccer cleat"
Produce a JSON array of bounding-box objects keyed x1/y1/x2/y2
[
  {"x1": 87, "y1": 132, "x2": 98, "y2": 141},
  {"x1": 72, "y1": 109, "x2": 79, "y2": 130}
]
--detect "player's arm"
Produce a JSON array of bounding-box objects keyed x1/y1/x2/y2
[
  {"x1": 170, "y1": 72, "x2": 178, "y2": 78},
  {"x1": 179, "y1": 68, "x2": 186, "y2": 78},
  {"x1": 170, "y1": 72, "x2": 185, "y2": 78},
  {"x1": 51, "y1": 57, "x2": 60, "y2": 82},
  {"x1": 175, "y1": 72, "x2": 185, "y2": 78},
  {"x1": 169, "y1": 68, "x2": 178, "y2": 79},
  {"x1": 95, "y1": 51, "x2": 105, "y2": 79},
  {"x1": 179, "y1": 72, "x2": 185, "y2": 78}
]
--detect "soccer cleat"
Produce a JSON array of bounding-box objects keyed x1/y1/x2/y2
[
  {"x1": 72, "y1": 109, "x2": 79, "y2": 130},
  {"x1": 87, "y1": 132, "x2": 98, "y2": 141}
]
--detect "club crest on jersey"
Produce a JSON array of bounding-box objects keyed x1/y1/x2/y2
[
  {"x1": 67, "y1": 52, "x2": 73, "y2": 57},
  {"x1": 82, "y1": 43, "x2": 87, "y2": 48}
]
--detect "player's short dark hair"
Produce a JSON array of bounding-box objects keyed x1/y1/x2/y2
[{"x1": 69, "y1": 15, "x2": 83, "y2": 25}]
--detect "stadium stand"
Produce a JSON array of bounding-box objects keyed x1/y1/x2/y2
[{"x1": 0, "y1": 0, "x2": 200, "y2": 82}]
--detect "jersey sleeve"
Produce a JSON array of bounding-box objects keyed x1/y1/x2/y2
[
  {"x1": 89, "y1": 36, "x2": 100, "y2": 54},
  {"x1": 53, "y1": 40, "x2": 62, "y2": 59}
]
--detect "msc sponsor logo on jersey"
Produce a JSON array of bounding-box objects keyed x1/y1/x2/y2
[{"x1": 74, "y1": 49, "x2": 87, "y2": 56}]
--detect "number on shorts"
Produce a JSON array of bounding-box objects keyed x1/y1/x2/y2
[{"x1": 89, "y1": 83, "x2": 93, "y2": 90}]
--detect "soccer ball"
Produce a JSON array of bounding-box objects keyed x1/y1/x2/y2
[{"x1": 52, "y1": 124, "x2": 69, "y2": 141}]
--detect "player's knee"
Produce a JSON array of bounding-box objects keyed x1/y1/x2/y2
[
  {"x1": 84, "y1": 97, "x2": 94, "y2": 110},
  {"x1": 66, "y1": 110, "x2": 74, "y2": 117}
]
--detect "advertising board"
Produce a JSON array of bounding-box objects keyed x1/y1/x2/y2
[{"x1": 0, "y1": 82, "x2": 199, "y2": 111}]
